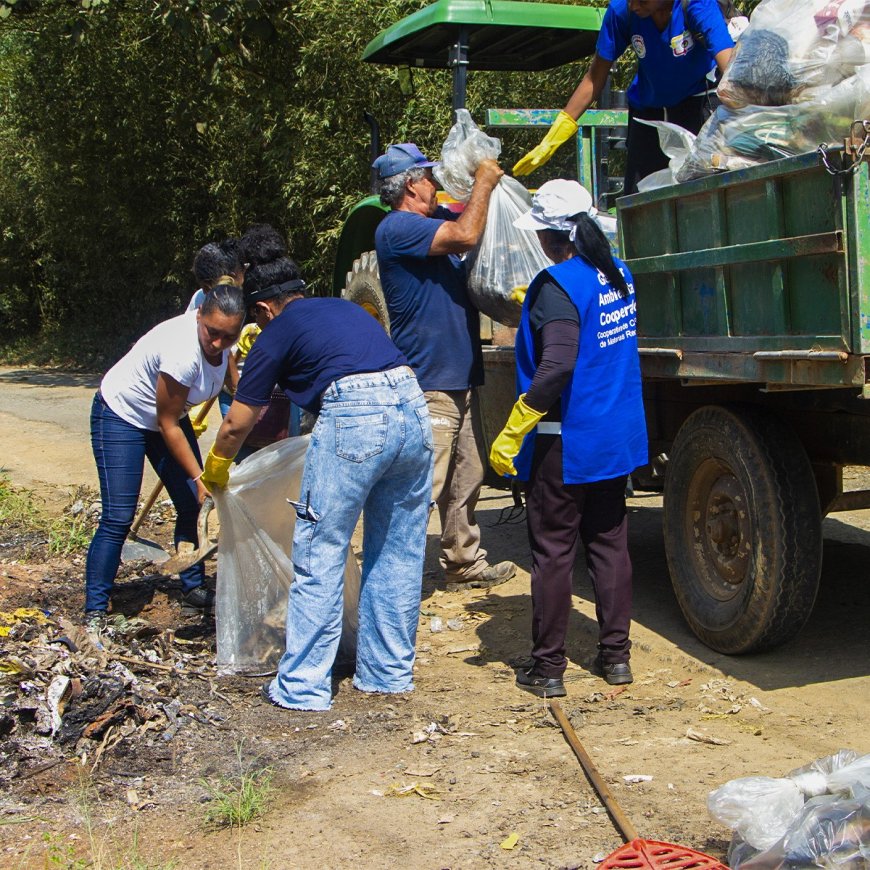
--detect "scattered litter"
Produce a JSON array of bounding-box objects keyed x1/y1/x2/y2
[
  {"x1": 444, "y1": 644, "x2": 480, "y2": 655},
  {"x1": 686, "y1": 727, "x2": 731, "y2": 746},
  {"x1": 446, "y1": 618, "x2": 464, "y2": 631},
  {"x1": 500, "y1": 832, "x2": 520, "y2": 850},
  {"x1": 623, "y1": 774, "x2": 653, "y2": 784},
  {"x1": 748, "y1": 697, "x2": 771, "y2": 713},
  {"x1": 384, "y1": 782, "x2": 440, "y2": 800},
  {"x1": 593, "y1": 851, "x2": 608, "y2": 863},
  {"x1": 429, "y1": 617, "x2": 444, "y2": 633},
  {"x1": 437, "y1": 815, "x2": 454, "y2": 824},
  {"x1": 404, "y1": 765, "x2": 441, "y2": 778}
]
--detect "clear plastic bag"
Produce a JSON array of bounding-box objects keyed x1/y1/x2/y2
[
  {"x1": 679, "y1": 63, "x2": 870, "y2": 181},
  {"x1": 718, "y1": 0, "x2": 870, "y2": 108},
  {"x1": 710, "y1": 751, "x2": 870, "y2": 870},
  {"x1": 435, "y1": 109, "x2": 550, "y2": 328},
  {"x1": 635, "y1": 119, "x2": 697, "y2": 191},
  {"x1": 466, "y1": 175, "x2": 552, "y2": 327},
  {"x1": 434, "y1": 108, "x2": 501, "y2": 202},
  {"x1": 729, "y1": 791, "x2": 870, "y2": 870},
  {"x1": 212, "y1": 435, "x2": 360, "y2": 675}
]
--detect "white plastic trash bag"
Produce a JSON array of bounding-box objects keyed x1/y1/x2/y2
[
  {"x1": 211, "y1": 435, "x2": 360, "y2": 675},
  {"x1": 434, "y1": 108, "x2": 501, "y2": 202},
  {"x1": 466, "y1": 175, "x2": 552, "y2": 327},
  {"x1": 435, "y1": 109, "x2": 551, "y2": 328},
  {"x1": 635, "y1": 119, "x2": 697, "y2": 191}
]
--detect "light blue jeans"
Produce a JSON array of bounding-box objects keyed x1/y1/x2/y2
[{"x1": 268, "y1": 367, "x2": 433, "y2": 710}]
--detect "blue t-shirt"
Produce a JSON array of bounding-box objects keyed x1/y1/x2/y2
[
  {"x1": 597, "y1": 0, "x2": 733, "y2": 109},
  {"x1": 375, "y1": 207, "x2": 484, "y2": 392},
  {"x1": 234, "y1": 297, "x2": 407, "y2": 412}
]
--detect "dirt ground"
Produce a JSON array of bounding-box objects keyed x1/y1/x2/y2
[{"x1": 0, "y1": 366, "x2": 868, "y2": 869}]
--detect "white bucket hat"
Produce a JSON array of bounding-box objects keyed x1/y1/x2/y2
[{"x1": 513, "y1": 179, "x2": 596, "y2": 241}]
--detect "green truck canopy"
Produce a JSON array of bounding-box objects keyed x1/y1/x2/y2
[{"x1": 362, "y1": 0, "x2": 605, "y2": 71}]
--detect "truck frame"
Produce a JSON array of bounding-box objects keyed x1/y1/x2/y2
[{"x1": 331, "y1": 0, "x2": 870, "y2": 655}]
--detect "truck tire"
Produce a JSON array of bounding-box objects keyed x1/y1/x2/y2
[
  {"x1": 662, "y1": 405, "x2": 821, "y2": 654},
  {"x1": 343, "y1": 250, "x2": 390, "y2": 334}
]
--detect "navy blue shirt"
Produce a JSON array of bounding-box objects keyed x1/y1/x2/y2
[
  {"x1": 235, "y1": 297, "x2": 407, "y2": 412},
  {"x1": 375, "y1": 207, "x2": 484, "y2": 392},
  {"x1": 597, "y1": 0, "x2": 733, "y2": 109}
]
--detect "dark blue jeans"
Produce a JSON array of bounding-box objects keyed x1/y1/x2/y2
[{"x1": 85, "y1": 393, "x2": 204, "y2": 612}]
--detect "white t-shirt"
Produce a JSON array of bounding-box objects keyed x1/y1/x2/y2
[
  {"x1": 100, "y1": 311, "x2": 228, "y2": 431},
  {"x1": 186, "y1": 288, "x2": 206, "y2": 311}
]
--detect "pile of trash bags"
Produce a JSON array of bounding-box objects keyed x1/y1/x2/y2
[
  {"x1": 212, "y1": 436, "x2": 360, "y2": 676},
  {"x1": 708, "y1": 749, "x2": 870, "y2": 870},
  {"x1": 435, "y1": 109, "x2": 551, "y2": 328},
  {"x1": 672, "y1": 0, "x2": 870, "y2": 182}
]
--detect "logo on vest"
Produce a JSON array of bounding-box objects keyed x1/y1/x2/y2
[
  {"x1": 670, "y1": 30, "x2": 694, "y2": 57},
  {"x1": 631, "y1": 34, "x2": 646, "y2": 58},
  {"x1": 596, "y1": 275, "x2": 637, "y2": 348}
]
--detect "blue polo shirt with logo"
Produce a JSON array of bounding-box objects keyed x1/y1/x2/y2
[{"x1": 597, "y1": 0, "x2": 733, "y2": 109}]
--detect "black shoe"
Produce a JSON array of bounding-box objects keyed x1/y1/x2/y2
[
  {"x1": 515, "y1": 667, "x2": 566, "y2": 698},
  {"x1": 446, "y1": 561, "x2": 517, "y2": 592},
  {"x1": 593, "y1": 655, "x2": 633, "y2": 685},
  {"x1": 181, "y1": 584, "x2": 215, "y2": 616}
]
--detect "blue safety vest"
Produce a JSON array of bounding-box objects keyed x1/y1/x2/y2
[{"x1": 514, "y1": 255, "x2": 648, "y2": 484}]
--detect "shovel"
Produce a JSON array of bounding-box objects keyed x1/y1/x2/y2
[
  {"x1": 121, "y1": 480, "x2": 170, "y2": 564},
  {"x1": 160, "y1": 496, "x2": 218, "y2": 575},
  {"x1": 120, "y1": 398, "x2": 216, "y2": 565},
  {"x1": 549, "y1": 701, "x2": 727, "y2": 870}
]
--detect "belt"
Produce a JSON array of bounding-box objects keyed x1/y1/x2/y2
[{"x1": 537, "y1": 422, "x2": 562, "y2": 435}]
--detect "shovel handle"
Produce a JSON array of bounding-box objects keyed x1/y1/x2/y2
[
  {"x1": 128, "y1": 397, "x2": 217, "y2": 538},
  {"x1": 549, "y1": 700, "x2": 640, "y2": 843},
  {"x1": 129, "y1": 479, "x2": 164, "y2": 538}
]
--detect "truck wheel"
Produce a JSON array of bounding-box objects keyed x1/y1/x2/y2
[
  {"x1": 662, "y1": 405, "x2": 821, "y2": 654},
  {"x1": 343, "y1": 250, "x2": 390, "y2": 334}
]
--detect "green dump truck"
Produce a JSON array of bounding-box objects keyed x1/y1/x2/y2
[{"x1": 332, "y1": 0, "x2": 870, "y2": 655}]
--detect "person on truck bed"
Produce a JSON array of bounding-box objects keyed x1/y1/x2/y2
[
  {"x1": 514, "y1": 0, "x2": 736, "y2": 195},
  {"x1": 372, "y1": 142, "x2": 518, "y2": 593},
  {"x1": 202, "y1": 254, "x2": 433, "y2": 711},
  {"x1": 489, "y1": 179, "x2": 648, "y2": 698}
]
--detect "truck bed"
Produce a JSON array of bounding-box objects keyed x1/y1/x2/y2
[{"x1": 618, "y1": 151, "x2": 870, "y2": 396}]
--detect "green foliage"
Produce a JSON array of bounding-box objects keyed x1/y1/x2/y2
[{"x1": 0, "y1": 0, "x2": 764, "y2": 367}]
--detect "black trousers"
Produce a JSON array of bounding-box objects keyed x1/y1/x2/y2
[
  {"x1": 623, "y1": 91, "x2": 719, "y2": 195},
  {"x1": 525, "y1": 436, "x2": 633, "y2": 678}
]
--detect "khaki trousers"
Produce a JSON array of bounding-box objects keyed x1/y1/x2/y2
[{"x1": 424, "y1": 388, "x2": 488, "y2": 578}]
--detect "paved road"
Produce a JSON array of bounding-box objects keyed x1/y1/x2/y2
[{"x1": 0, "y1": 366, "x2": 222, "y2": 503}]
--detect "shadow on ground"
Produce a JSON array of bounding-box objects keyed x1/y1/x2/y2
[
  {"x1": 0, "y1": 368, "x2": 100, "y2": 388},
  {"x1": 456, "y1": 494, "x2": 870, "y2": 694}
]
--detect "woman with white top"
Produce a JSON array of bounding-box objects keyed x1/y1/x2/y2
[{"x1": 85, "y1": 284, "x2": 245, "y2": 622}]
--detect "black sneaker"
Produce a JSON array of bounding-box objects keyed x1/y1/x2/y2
[
  {"x1": 593, "y1": 655, "x2": 633, "y2": 685},
  {"x1": 446, "y1": 561, "x2": 517, "y2": 592},
  {"x1": 515, "y1": 667, "x2": 566, "y2": 698},
  {"x1": 181, "y1": 584, "x2": 215, "y2": 616}
]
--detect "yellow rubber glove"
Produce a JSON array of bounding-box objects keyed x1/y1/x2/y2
[
  {"x1": 201, "y1": 444, "x2": 234, "y2": 490},
  {"x1": 510, "y1": 286, "x2": 528, "y2": 306},
  {"x1": 189, "y1": 403, "x2": 209, "y2": 438},
  {"x1": 489, "y1": 394, "x2": 546, "y2": 477},
  {"x1": 512, "y1": 111, "x2": 579, "y2": 177}
]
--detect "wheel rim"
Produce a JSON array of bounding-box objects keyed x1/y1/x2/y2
[{"x1": 685, "y1": 458, "x2": 752, "y2": 601}]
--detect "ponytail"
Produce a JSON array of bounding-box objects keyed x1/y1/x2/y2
[{"x1": 571, "y1": 213, "x2": 629, "y2": 298}]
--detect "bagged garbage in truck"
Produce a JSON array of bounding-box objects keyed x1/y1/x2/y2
[
  {"x1": 718, "y1": 0, "x2": 870, "y2": 108},
  {"x1": 679, "y1": 63, "x2": 870, "y2": 180},
  {"x1": 709, "y1": 750, "x2": 870, "y2": 870},
  {"x1": 435, "y1": 109, "x2": 550, "y2": 328},
  {"x1": 212, "y1": 435, "x2": 360, "y2": 675}
]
